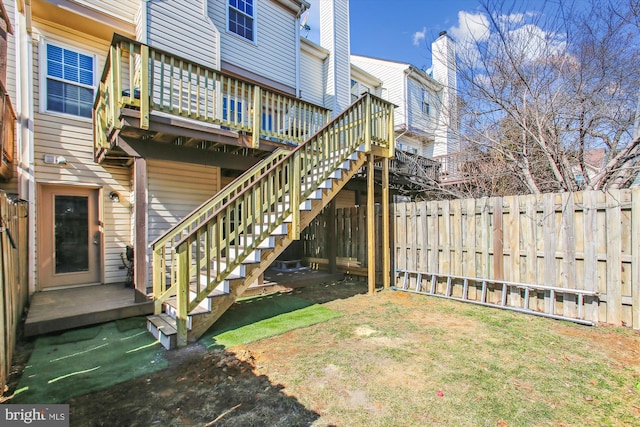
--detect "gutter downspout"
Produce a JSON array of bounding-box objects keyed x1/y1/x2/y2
[
  {"x1": 16, "y1": 0, "x2": 35, "y2": 293},
  {"x1": 404, "y1": 67, "x2": 413, "y2": 140},
  {"x1": 295, "y1": 6, "x2": 308, "y2": 98}
]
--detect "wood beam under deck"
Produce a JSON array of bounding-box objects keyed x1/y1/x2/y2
[{"x1": 99, "y1": 107, "x2": 299, "y2": 166}]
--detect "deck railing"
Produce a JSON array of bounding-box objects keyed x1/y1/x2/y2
[
  {"x1": 94, "y1": 34, "x2": 330, "y2": 156},
  {"x1": 0, "y1": 81, "x2": 15, "y2": 180},
  {"x1": 151, "y1": 93, "x2": 394, "y2": 346}
]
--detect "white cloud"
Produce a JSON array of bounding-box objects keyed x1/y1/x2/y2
[
  {"x1": 448, "y1": 11, "x2": 490, "y2": 64},
  {"x1": 413, "y1": 27, "x2": 427, "y2": 47},
  {"x1": 449, "y1": 11, "x2": 491, "y2": 45}
]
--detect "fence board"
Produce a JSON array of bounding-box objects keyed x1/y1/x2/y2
[
  {"x1": 561, "y1": 193, "x2": 577, "y2": 318},
  {"x1": 0, "y1": 193, "x2": 28, "y2": 395},
  {"x1": 606, "y1": 190, "x2": 622, "y2": 325},
  {"x1": 633, "y1": 188, "x2": 640, "y2": 329},
  {"x1": 303, "y1": 188, "x2": 640, "y2": 329}
]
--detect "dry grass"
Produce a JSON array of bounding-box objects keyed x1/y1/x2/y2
[{"x1": 237, "y1": 282, "x2": 640, "y2": 427}]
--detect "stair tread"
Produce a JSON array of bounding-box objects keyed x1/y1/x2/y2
[
  {"x1": 148, "y1": 314, "x2": 177, "y2": 336},
  {"x1": 165, "y1": 297, "x2": 212, "y2": 315}
]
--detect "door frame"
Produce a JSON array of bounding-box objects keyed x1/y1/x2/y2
[{"x1": 37, "y1": 183, "x2": 104, "y2": 290}]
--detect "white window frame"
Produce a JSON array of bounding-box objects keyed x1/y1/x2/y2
[
  {"x1": 226, "y1": 0, "x2": 257, "y2": 44},
  {"x1": 421, "y1": 88, "x2": 430, "y2": 116},
  {"x1": 39, "y1": 37, "x2": 97, "y2": 121}
]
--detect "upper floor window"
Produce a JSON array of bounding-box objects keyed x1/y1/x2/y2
[
  {"x1": 421, "y1": 88, "x2": 430, "y2": 115},
  {"x1": 45, "y1": 43, "x2": 95, "y2": 118},
  {"x1": 228, "y1": 0, "x2": 255, "y2": 42}
]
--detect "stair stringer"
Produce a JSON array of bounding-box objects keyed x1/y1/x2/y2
[{"x1": 185, "y1": 151, "x2": 368, "y2": 342}]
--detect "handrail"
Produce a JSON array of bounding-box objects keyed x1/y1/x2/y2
[
  {"x1": 150, "y1": 147, "x2": 288, "y2": 308},
  {"x1": 152, "y1": 93, "x2": 394, "y2": 346},
  {"x1": 93, "y1": 34, "x2": 330, "y2": 157},
  {"x1": 0, "y1": 80, "x2": 16, "y2": 179}
]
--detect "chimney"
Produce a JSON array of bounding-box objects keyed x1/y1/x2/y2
[
  {"x1": 432, "y1": 31, "x2": 459, "y2": 158},
  {"x1": 319, "y1": 0, "x2": 351, "y2": 116}
]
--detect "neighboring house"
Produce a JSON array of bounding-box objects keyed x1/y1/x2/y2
[
  {"x1": 351, "y1": 31, "x2": 459, "y2": 161},
  {"x1": 2, "y1": 0, "x2": 396, "y2": 345}
]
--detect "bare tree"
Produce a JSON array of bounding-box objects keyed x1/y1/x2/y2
[{"x1": 440, "y1": 0, "x2": 640, "y2": 196}]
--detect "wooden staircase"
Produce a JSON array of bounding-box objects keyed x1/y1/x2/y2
[{"x1": 147, "y1": 94, "x2": 394, "y2": 349}]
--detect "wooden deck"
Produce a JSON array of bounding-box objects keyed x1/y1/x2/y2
[{"x1": 24, "y1": 284, "x2": 153, "y2": 337}]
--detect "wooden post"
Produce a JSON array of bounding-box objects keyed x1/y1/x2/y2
[
  {"x1": 176, "y1": 244, "x2": 189, "y2": 348},
  {"x1": 327, "y1": 200, "x2": 337, "y2": 274},
  {"x1": 252, "y1": 86, "x2": 261, "y2": 149},
  {"x1": 381, "y1": 157, "x2": 391, "y2": 289},
  {"x1": 140, "y1": 44, "x2": 150, "y2": 130},
  {"x1": 289, "y1": 153, "x2": 300, "y2": 240},
  {"x1": 367, "y1": 152, "x2": 375, "y2": 294},
  {"x1": 134, "y1": 157, "x2": 148, "y2": 303}
]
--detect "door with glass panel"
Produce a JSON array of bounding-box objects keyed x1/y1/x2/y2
[{"x1": 38, "y1": 185, "x2": 101, "y2": 288}]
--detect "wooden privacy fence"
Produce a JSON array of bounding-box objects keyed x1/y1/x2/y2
[
  {"x1": 302, "y1": 205, "x2": 385, "y2": 281},
  {"x1": 0, "y1": 192, "x2": 28, "y2": 394},
  {"x1": 394, "y1": 189, "x2": 640, "y2": 328}
]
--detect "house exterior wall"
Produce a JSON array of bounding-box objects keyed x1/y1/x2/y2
[
  {"x1": 350, "y1": 55, "x2": 406, "y2": 126},
  {"x1": 69, "y1": 0, "x2": 138, "y2": 24},
  {"x1": 209, "y1": 0, "x2": 297, "y2": 90},
  {"x1": 406, "y1": 77, "x2": 435, "y2": 135},
  {"x1": 146, "y1": 159, "x2": 220, "y2": 284},
  {"x1": 30, "y1": 20, "x2": 132, "y2": 286},
  {"x1": 146, "y1": 0, "x2": 219, "y2": 69},
  {"x1": 320, "y1": 0, "x2": 350, "y2": 114},
  {"x1": 299, "y1": 38, "x2": 327, "y2": 106}
]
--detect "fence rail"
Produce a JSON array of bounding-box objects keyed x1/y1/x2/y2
[{"x1": 0, "y1": 192, "x2": 28, "y2": 395}]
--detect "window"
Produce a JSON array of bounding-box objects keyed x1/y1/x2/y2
[
  {"x1": 45, "y1": 43, "x2": 95, "y2": 118},
  {"x1": 228, "y1": 0, "x2": 255, "y2": 42},
  {"x1": 421, "y1": 88, "x2": 430, "y2": 115}
]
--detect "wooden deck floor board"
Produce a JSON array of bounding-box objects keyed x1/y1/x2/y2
[{"x1": 24, "y1": 284, "x2": 153, "y2": 337}]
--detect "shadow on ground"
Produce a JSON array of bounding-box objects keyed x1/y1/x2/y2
[{"x1": 67, "y1": 346, "x2": 320, "y2": 426}]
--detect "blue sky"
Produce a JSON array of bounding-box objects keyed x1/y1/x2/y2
[{"x1": 306, "y1": 0, "x2": 483, "y2": 69}]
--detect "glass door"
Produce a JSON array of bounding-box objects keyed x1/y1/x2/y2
[{"x1": 38, "y1": 185, "x2": 100, "y2": 288}]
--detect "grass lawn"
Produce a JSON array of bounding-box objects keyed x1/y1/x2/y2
[
  {"x1": 238, "y1": 283, "x2": 640, "y2": 426},
  {"x1": 14, "y1": 280, "x2": 640, "y2": 426}
]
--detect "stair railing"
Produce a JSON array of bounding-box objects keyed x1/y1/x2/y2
[
  {"x1": 155, "y1": 93, "x2": 394, "y2": 346},
  {"x1": 150, "y1": 148, "x2": 289, "y2": 314}
]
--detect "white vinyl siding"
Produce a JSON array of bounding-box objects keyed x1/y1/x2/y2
[
  {"x1": 209, "y1": 0, "x2": 296, "y2": 89},
  {"x1": 67, "y1": 0, "x2": 139, "y2": 24},
  {"x1": 146, "y1": 159, "x2": 220, "y2": 284},
  {"x1": 147, "y1": 0, "x2": 219, "y2": 69},
  {"x1": 32, "y1": 23, "x2": 131, "y2": 285},
  {"x1": 300, "y1": 42, "x2": 326, "y2": 106},
  {"x1": 407, "y1": 78, "x2": 436, "y2": 133},
  {"x1": 4, "y1": 0, "x2": 15, "y2": 100},
  {"x1": 350, "y1": 55, "x2": 406, "y2": 126},
  {"x1": 319, "y1": 0, "x2": 350, "y2": 113}
]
